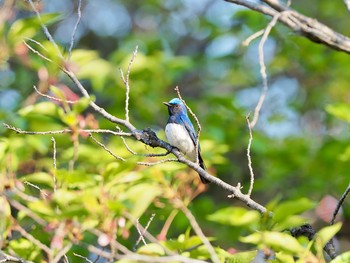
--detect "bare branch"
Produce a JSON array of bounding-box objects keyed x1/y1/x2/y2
[
  {"x1": 137, "y1": 158, "x2": 178, "y2": 166},
  {"x1": 242, "y1": 29, "x2": 264, "y2": 46},
  {"x1": 4, "y1": 123, "x2": 71, "y2": 135},
  {"x1": 14, "y1": 223, "x2": 51, "y2": 255},
  {"x1": 123, "y1": 212, "x2": 175, "y2": 256},
  {"x1": 63, "y1": 69, "x2": 137, "y2": 132},
  {"x1": 8, "y1": 199, "x2": 46, "y2": 226},
  {"x1": 120, "y1": 45, "x2": 138, "y2": 122},
  {"x1": 23, "y1": 41, "x2": 52, "y2": 63},
  {"x1": 4, "y1": 124, "x2": 131, "y2": 136},
  {"x1": 225, "y1": 0, "x2": 350, "y2": 54},
  {"x1": 117, "y1": 126, "x2": 137, "y2": 154},
  {"x1": 330, "y1": 181, "x2": 350, "y2": 225},
  {"x1": 0, "y1": 251, "x2": 34, "y2": 263},
  {"x1": 246, "y1": 114, "x2": 255, "y2": 196},
  {"x1": 73, "y1": 253, "x2": 93, "y2": 263},
  {"x1": 134, "y1": 214, "x2": 156, "y2": 250},
  {"x1": 179, "y1": 202, "x2": 220, "y2": 263},
  {"x1": 33, "y1": 85, "x2": 77, "y2": 104},
  {"x1": 52, "y1": 243, "x2": 73, "y2": 263},
  {"x1": 251, "y1": 12, "x2": 282, "y2": 128}
]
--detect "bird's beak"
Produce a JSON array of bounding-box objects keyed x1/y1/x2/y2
[{"x1": 163, "y1": 102, "x2": 171, "y2": 107}]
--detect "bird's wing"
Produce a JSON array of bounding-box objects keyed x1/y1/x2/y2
[
  {"x1": 180, "y1": 115, "x2": 197, "y2": 146},
  {"x1": 180, "y1": 114, "x2": 207, "y2": 174}
]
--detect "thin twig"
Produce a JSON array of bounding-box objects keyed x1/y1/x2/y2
[
  {"x1": 120, "y1": 46, "x2": 138, "y2": 122},
  {"x1": 73, "y1": 253, "x2": 93, "y2": 263},
  {"x1": 141, "y1": 151, "x2": 171, "y2": 157},
  {"x1": 23, "y1": 181, "x2": 49, "y2": 199},
  {"x1": 4, "y1": 124, "x2": 131, "y2": 136},
  {"x1": 137, "y1": 158, "x2": 178, "y2": 166},
  {"x1": 33, "y1": 85, "x2": 77, "y2": 104},
  {"x1": 89, "y1": 133, "x2": 126, "y2": 161},
  {"x1": 52, "y1": 243, "x2": 73, "y2": 263},
  {"x1": 4, "y1": 124, "x2": 71, "y2": 135},
  {"x1": 68, "y1": 0, "x2": 82, "y2": 60},
  {"x1": 117, "y1": 126, "x2": 137, "y2": 154},
  {"x1": 122, "y1": 213, "x2": 175, "y2": 256},
  {"x1": 23, "y1": 41, "x2": 52, "y2": 63},
  {"x1": 246, "y1": 114, "x2": 255, "y2": 196},
  {"x1": 250, "y1": 12, "x2": 283, "y2": 128},
  {"x1": 242, "y1": 29, "x2": 264, "y2": 46},
  {"x1": 134, "y1": 213, "x2": 156, "y2": 251},
  {"x1": 25, "y1": 37, "x2": 49, "y2": 51},
  {"x1": 330, "y1": 182, "x2": 350, "y2": 225},
  {"x1": 51, "y1": 137, "x2": 57, "y2": 193}
]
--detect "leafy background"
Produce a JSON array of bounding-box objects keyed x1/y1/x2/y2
[{"x1": 0, "y1": 0, "x2": 349, "y2": 262}]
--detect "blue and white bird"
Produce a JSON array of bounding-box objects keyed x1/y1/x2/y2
[{"x1": 163, "y1": 98, "x2": 209, "y2": 184}]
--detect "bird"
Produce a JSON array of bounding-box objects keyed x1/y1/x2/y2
[{"x1": 163, "y1": 98, "x2": 210, "y2": 184}]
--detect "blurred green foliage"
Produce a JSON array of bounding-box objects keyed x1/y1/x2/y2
[{"x1": 0, "y1": 0, "x2": 349, "y2": 262}]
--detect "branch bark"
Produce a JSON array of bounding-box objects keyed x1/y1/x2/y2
[{"x1": 225, "y1": 0, "x2": 350, "y2": 54}]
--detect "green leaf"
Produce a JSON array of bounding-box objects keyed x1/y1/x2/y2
[
  {"x1": 275, "y1": 252, "x2": 296, "y2": 263},
  {"x1": 56, "y1": 170, "x2": 102, "y2": 189},
  {"x1": 18, "y1": 101, "x2": 65, "y2": 120},
  {"x1": 316, "y1": 222, "x2": 342, "y2": 249},
  {"x1": 20, "y1": 172, "x2": 54, "y2": 188},
  {"x1": 207, "y1": 207, "x2": 260, "y2": 227},
  {"x1": 224, "y1": 250, "x2": 257, "y2": 263},
  {"x1": 137, "y1": 243, "x2": 165, "y2": 256},
  {"x1": 326, "y1": 103, "x2": 350, "y2": 123},
  {"x1": 70, "y1": 49, "x2": 114, "y2": 89},
  {"x1": 8, "y1": 238, "x2": 42, "y2": 262},
  {"x1": 240, "y1": 231, "x2": 305, "y2": 254},
  {"x1": 0, "y1": 138, "x2": 9, "y2": 161},
  {"x1": 73, "y1": 96, "x2": 93, "y2": 114},
  {"x1": 273, "y1": 198, "x2": 315, "y2": 223},
  {"x1": 7, "y1": 13, "x2": 61, "y2": 45},
  {"x1": 49, "y1": 85, "x2": 66, "y2": 100},
  {"x1": 28, "y1": 200, "x2": 55, "y2": 217},
  {"x1": 331, "y1": 251, "x2": 350, "y2": 263},
  {"x1": 273, "y1": 215, "x2": 309, "y2": 231},
  {"x1": 123, "y1": 183, "x2": 162, "y2": 219}
]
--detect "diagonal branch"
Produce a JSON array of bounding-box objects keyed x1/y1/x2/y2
[{"x1": 225, "y1": 0, "x2": 350, "y2": 54}]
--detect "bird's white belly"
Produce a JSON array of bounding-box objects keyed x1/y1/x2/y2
[{"x1": 165, "y1": 123, "x2": 196, "y2": 160}]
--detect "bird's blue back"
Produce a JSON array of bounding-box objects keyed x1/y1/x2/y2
[{"x1": 166, "y1": 99, "x2": 197, "y2": 145}]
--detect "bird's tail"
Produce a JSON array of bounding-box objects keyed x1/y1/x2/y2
[{"x1": 198, "y1": 153, "x2": 210, "y2": 184}]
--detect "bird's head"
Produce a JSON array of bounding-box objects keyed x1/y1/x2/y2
[{"x1": 163, "y1": 98, "x2": 187, "y2": 116}]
